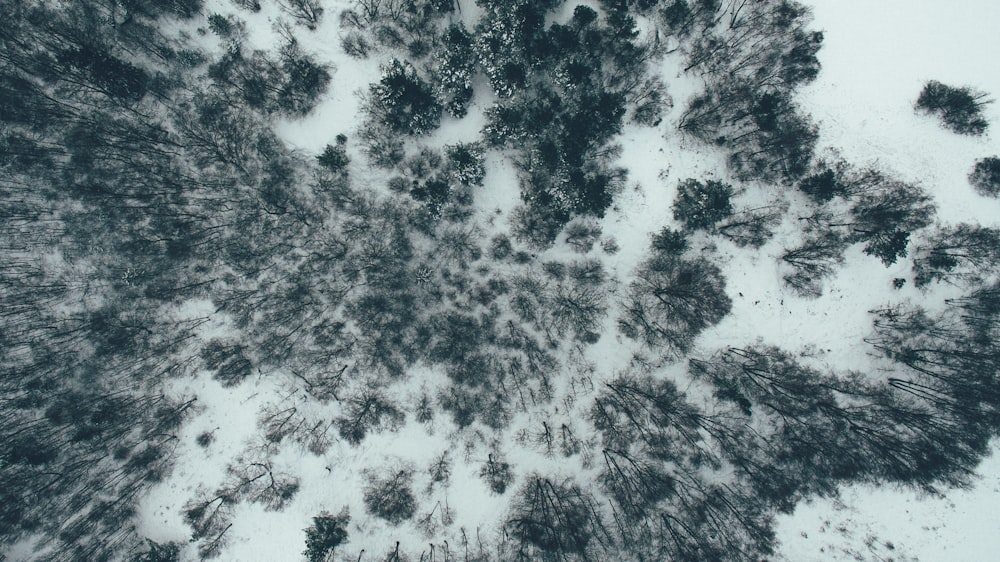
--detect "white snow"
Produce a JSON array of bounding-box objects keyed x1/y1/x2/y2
[
  {"x1": 771, "y1": 1, "x2": 1000, "y2": 559},
  {"x1": 128, "y1": 1, "x2": 1000, "y2": 560},
  {"x1": 796, "y1": 0, "x2": 1000, "y2": 228}
]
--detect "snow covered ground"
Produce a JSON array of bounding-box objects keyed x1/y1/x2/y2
[
  {"x1": 124, "y1": 1, "x2": 1000, "y2": 560},
  {"x1": 774, "y1": 1, "x2": 1000, "y2": 559}
]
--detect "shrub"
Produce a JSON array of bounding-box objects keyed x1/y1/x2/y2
[
  {"x1": 480, "y1": 453, "x2": 514, "y2": 494},
  {"x1": 317, "y1": 142, "x2": 349, "y2": 174},
  {"x1": 303, "y1": 510, "x2": 349, "y2": 562},
  {"x1": 672, "y1": 178, "x2": 734, "y2": 230},
  {"x1": 969, "y1": 156, "x2": 1000, "y2": 197},
  {"x1": 367, "y1": 59, "x2": 442, "y2": 136},
  {"x1": 916, "y1": 80, "x2": 990, "y2": 135}
]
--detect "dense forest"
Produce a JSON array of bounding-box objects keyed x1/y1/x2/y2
[{"x1": 1, "y1": 0, "x2": 998, "y2": 561}]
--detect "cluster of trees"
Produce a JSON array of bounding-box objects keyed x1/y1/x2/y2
[
  {"x1": 674, "y1": 0, "x2": 823, "y2": 183},
  {"x1": 503, "y1": 475, "x2": 611, "y2": 561},
  {"x1": 479, "y1": 1, "x2": 663, "y2": 243},
  {"x1": 572, "y1": 320, "x2": 1000, "y2": 561},
  {"x1": 432, "y1": 23, "x2": 477, "y2": 118},
  {"x1": 0, "y1": 0, "x2": 251, "y2": 558},
  {"x1": 667, "y1": 175, "x2": 787, "y2": 249},
  {"x1": 340, "y1": 0, "x2": 452, "y2": 60},
  {"x1": 779, "y1": 161, "x2": 937, "y2": 295},
  {"x1": 911, "y1": 224, "x2": 1000, "y2": 288},
  {"x1": 206, "y1": 20, "x2": 331, "y2": 116},
  {"x1": 6, "y1": 0, "x2": 998, "y2": 560},
  {"x1": 586, "y1": 368, "x2": 777, "y2": 560},
  {"x1": 183, "y1": 448, "x2": 301, "y2": 557},
  {"x1": 385, "y1": 144, "x2": 485, "y2": 219},
  {"x1": 0, "y1": 0, "x2": 413, "y2": 557},
  {"x1": 680, "y1": 85, "x2": 818, "y2": 183},
  {"x1": 865, "y1": 286, "x2": 1000, "y2": 482},
  {"x1": 342, "y1": 0, "x2": 464, "y2": 165}
]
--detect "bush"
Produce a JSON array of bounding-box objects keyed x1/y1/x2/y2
[
  {"x1": 363, "y1": 470, "x2": 417, "y2": 524},
  {"x1": 132, "y1": 540, "x2": 181, "y2": 562},
  {"x1": 798, "y1": 167, "x2": 844, "y2": 202},
  {"x1": 317, "y1": 141, "x2": 349, "y2": 174},
  {"x1": 916, "y1": 80, "x2": 990, "y2": 135},
  {"x1": 969, "y1": 156, "x2": 1000, "y2": 197},
  {"x1": 367, "y1": 59, "x2": 442, "y2": 136},
  {"x1": 445, "y1": 143, "x2": 485, "y2": 187},
  {"x1": 651, "y1": 227, "x2": 689, "y2": 254},
  {"x1": 672, "y1": 178, "x2": 734, "y2": 230},
  {"x1": 490, "y1": 234, "x2": 513, "y2": 260},
  {"x1": 196, "y1": 431, "x2": 214, "y2": 447},
  {"x1": 601, "y1": 237, "x2": 620, "y2": 254},
  {"x1": 303, "y1": 510, "x2": 349, "y2": 562},
  {"x1": 480, "y1": 453, "x2": 514, "y2": 494},
  {"x1": 562, "y1": 218, "x2": 602, "y2": 253}
]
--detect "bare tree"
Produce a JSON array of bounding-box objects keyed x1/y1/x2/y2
[
  {"x1": 505, "y1": 475, "x2": 611, "y2": 561},
  {"x1": 780, "y1": 231, "x2": 848, "y2": 297},
  {"x1": 912, "y1": 224, "x2": 1000, "y2": 288},
  {"x1": 336, "y1": 387, "x2": 405, "y2": 445},
  {"x1": 276, "y1": 0, "x2": 323, "y2": 29},
  {"x1": 619, "y1": 255, "x2": 732, "y2": 354},
  {"x1": 716, "y1": 201, "x2": 787, "y2": 248}
]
